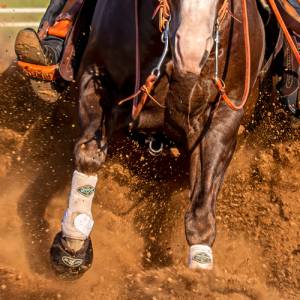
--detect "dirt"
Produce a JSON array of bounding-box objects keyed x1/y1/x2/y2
[{"x1": 0, "y1": 65, "x2": 299, "y2": 300}]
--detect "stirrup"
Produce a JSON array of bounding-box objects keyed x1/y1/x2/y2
[
  {"x1": 17, "y1": 60, "x2": 61, "y2": 103},
  {"x1": 17, "y1": 61, "x2": 59, "y2": 81},
  {"x1": 16, "y1": 61, "x2": 62, "y2": 103}
]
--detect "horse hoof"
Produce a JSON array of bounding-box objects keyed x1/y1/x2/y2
[
  {"x1": 49, "y1": 232, "x2": 93, "y2": 280},
  {"x1": 188, "y1": 245, "x2": 213, "y2": 270}
]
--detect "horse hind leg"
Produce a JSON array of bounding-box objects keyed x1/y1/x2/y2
[
  {"x1": 186, "y1": 107, "x2": 243, "y2": 270},
  {"x1": 50, "y1": 65, "x2": 107, "y2": 280}
]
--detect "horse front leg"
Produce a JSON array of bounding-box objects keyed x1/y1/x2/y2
[
  {"x1": 50, "y1": 65, "x2": 107, "y2": 279},
  {"x1": 186, "y1": 106, "x2": 243, "y2": 270}
]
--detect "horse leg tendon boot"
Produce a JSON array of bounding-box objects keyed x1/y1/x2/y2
[
  {"x1": 189, "y1": 245, "x2": 213, "y2": 270},
  {"x1": 50, "y1": 171, "x2": 97, "y2": 279}
]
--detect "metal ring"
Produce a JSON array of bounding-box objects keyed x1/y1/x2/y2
[
  {"x1": 149, "y1": 139, "x2": 164, "y2": 156},
  {"x1": 151, "y1": 68, "x2": 161, "y2": 78}
]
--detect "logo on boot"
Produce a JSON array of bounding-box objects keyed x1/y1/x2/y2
[
  {"x1": 62, "y1": 256, "x2": 83, "y2": 268},
  {"x1": 77, "y1": 185, "x2": 95, "y2": 197},
  {"x1": 192, "y1": 253, "x2": 212, "y2": 265}
]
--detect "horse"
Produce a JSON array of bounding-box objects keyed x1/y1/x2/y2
[{"x1": 49, "y1": 0, "x2": 266, "y2": 279}]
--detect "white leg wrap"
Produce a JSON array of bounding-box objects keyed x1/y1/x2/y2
[
  {"x1": 62, "y1": 171, "x2": 98, "y2": 240},
  {"x1": 189, "y1": 245, "x2": 213, "y2": 270}
]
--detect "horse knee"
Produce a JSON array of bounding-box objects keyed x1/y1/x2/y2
[{"x1": 75, "y1": 139, "x2": 107, "y2": 174}]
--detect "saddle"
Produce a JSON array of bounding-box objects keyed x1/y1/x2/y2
[{"x1": 59, "y1": 0, "x2": 97, "y2": 81}]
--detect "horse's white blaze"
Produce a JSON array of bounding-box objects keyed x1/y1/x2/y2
[
  {"x1": 62, "y1": 171, "x2": 97, "y2": 240},
  {"x1": 174, "y1": 0, "x2": 218, "y2": 75}
]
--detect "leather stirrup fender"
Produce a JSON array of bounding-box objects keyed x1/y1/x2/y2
[{"x1": 17, "y1": 61, "x2": 59, "y2": 81}]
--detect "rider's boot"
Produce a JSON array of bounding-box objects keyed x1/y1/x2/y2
[
  {"x1": 15, "y1": 0, "x2": 68, "y2": 66},
  {"x1": 278, "y1": 32, "x2": 300, "y2": 117},
  {"x1": 15, "y1": 30, "x2": 64, "y2": 66},
  {"x1": 15, "y1": 0, "x2": 83, "y2": 102},
  {"x1": 15, "y1": 0, "x2": 80, "y2": 77}
]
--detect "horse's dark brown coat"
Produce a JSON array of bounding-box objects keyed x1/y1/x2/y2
[{"x1": 75, "y1": 0, "x2": 265, "y2": 248}]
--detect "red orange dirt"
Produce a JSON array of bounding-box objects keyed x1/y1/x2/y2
[{"x1": 0, "y1": 65, "x2": 299, "y2": 300}]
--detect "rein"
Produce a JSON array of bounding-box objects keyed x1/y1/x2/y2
[
  {"x1": 267, "y1": 0, "x2": 300, "y2": 65},
  {"x1": 119, "y1": 0, "x2": 253, "y2": 119},
  {"x1": 214, "y1": 0, "x2": 251, "y2": 111},
  {"x1": 118, "y1": 0, "x2": 300, "y2": 119},
  {"x1": 214, "y1": 0, "x2": 300, "y2": 111},
  {"x1": 118, "y1": 0, "x2": 170, "y2": 120}
]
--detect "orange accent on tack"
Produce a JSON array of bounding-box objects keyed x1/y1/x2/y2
[
  {"x1": 214, "y1": 0, "x2": 251, "y2": 111},
  {"x1": 17, "y1": 61, "x2": 59, "y2": 81},
  {"x1": 153, "y1": 0, "x2": 170, "y2": 32},
  {"x1": 268, "y1": 0, "x2": 300, "y2": 65},
  {"x1": 48, "y1": 19, "x2": 73, "y2": 39}
]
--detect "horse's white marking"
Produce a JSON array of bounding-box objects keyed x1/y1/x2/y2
[{"x1": 173, "y1": 0, "x2": 218, "y2": 75}]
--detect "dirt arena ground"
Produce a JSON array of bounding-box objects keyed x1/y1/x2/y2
[{"x1": 0, "y1": 56, "x2": 299, "y2": 299}]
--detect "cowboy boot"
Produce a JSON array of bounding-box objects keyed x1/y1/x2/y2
[
  {"x1": 278, "y1": 32, "x2": 300, "y2": 117},
  {"x1": 15, "y1": 20, "x2": 69, "y2": 102},
  {"x1": 15, "y1": 0, "x2": 68, "y2": 66},
  {"x1": 15, "y1": 1, "x2": 83, "y2": 102},
  {"x1": 15, "y1": 0, "x2": 82, "y2": 68},
  {"x1": 15, "y1": 30, "x2": 64, "y2": 66}
]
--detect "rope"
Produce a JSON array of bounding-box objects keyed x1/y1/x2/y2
[
  {"x1": 118, "y1": 74, "x2": 166, "y2": 109},
  {"x1": 152, "y1": 0, "x2": 170, "y2": 32}
]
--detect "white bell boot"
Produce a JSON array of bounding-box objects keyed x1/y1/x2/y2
[{"x1": 189, "y1": 244, "x2": 213, "y2": 270}]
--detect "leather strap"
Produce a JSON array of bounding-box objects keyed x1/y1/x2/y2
[
  {"x1": 268, "y1": 0, "x2": 300, "y2": 64},
  {"x1": 59, "y1": 0, "x2": 87, "y2": 81},
  {"x1": 214, "y1": 0, "x2": 251, "y2": 111}
]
